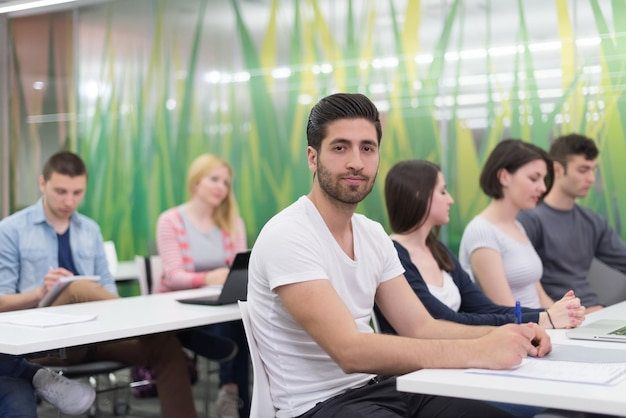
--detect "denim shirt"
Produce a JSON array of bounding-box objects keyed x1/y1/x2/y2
[{"x1": 0, "y1": 198, "x2": 117, "y2": 296}]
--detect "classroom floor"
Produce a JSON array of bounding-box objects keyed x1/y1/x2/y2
[{"x1": 37, "y1": 356, "x2": 225, "y2": 418}]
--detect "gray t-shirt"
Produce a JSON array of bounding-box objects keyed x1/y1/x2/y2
[
  {"x1": 459, "y1": 216, "x2": 543, "y2": 308},
  {"x1": 179, "y1": 207, "x2": 226, "y2": 272},
  {"x1": 518, "y1": 202, "x2": 626, "y2": 306}
]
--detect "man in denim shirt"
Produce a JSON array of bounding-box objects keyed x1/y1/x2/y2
[
  {"x1": 0, "y1": 151, "x2": 199, "y2": 418},
  {"x1": 0, "y1": 161, "x2": 116, "y2": 302}
]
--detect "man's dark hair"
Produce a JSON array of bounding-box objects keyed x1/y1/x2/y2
[
  {"x1": 385, "y1": 159, "x2": 453, "y2": 271},
  {"x1": 549, "y1": 133, "x2": 599, "y2": 172},
  {"x1": 306, "y1": 93, "x2": 382, "y2": 151},
  {"x1": 42, "y1": 151, "x2": 88, "y2": 181},
  {"x1": 480, "y1": 139, "x2": 553, "y2": 200}
]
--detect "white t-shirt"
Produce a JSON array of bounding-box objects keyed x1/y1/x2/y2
[
  {"x1": 427, "y1": 270, "x2": 462, "y2": 312},
  {"x1": 248, "y1": 196, "x2": 405, "y2": 417},
  {"x1": 459, "y1": 216, "x2": 543, "y2": 308}
]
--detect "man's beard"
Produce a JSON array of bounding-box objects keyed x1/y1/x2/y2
[{"x1": 316, "y1": 160, "x2": 376, "y2": 205}]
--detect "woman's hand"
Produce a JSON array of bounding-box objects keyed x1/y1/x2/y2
[
  {"x1": 205, "y1": 267, "x2": 230, "y2": 286},
  {"x1": 546, "y1": 290, "x2": 586, "y2": 329}
]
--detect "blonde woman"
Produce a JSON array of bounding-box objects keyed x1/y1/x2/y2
[{"x1": 157, "y1": 153, "x2": 249, "y2": 418}]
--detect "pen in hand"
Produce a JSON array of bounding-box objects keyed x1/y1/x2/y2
[{"x1": 515, "y1": 300, "x2": 522, "y2": 324}]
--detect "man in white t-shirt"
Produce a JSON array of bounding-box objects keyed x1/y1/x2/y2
[{"x1": 248, "y1": 93, "x2": 551, "y2": 418}]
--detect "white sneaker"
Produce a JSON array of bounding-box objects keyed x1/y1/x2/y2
[
  {"x1": 33, "y1": 368, "x2": 96, "y2": 415},
  {"x1": 215, "y1": 387, "x2": 242, "y2": 418}
]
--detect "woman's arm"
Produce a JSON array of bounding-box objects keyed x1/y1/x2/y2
[
  {"x1": 450, "y1": 253, "x2": 542, "y2": 323},
  {"x1": 389, "y1": 243, "x2": 539, "y2": 327},
  {"x1": 156, "y1": 210, "x2": 206, "y2": 290},
  {"x1": 470, "y1": 248, "x2": 517, "y2": 306},
  {"x1": 536, "y1": 283, "x2": 554, "y2": 308}
]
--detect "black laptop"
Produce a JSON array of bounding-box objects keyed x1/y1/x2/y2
[{"x1": 177, "y1": 251, "x2": 251, "y2": 306}]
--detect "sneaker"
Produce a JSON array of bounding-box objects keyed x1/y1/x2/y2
[
  {"x1": 33, "y1": 368, "x2": 96, "y2": 415},
  {"x1": 215, "y1": 387, "x2": 242, "y2": 418}
]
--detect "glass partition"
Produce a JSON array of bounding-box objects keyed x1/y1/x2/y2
[{"x1": 4, "y1": 0, "x2": 625, "y2": 258}]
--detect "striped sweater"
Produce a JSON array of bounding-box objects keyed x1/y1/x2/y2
[{"x1": 155, "y1": 205, "x2": 247, "y2": 292}]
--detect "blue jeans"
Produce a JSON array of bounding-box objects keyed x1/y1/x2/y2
[
  {"x1": 0, "y1": 356, "x2": 29, "y2": 377},
  {"x1": 488, "y1": 401, "x2": 545, "y2": 418},
  {"x1": 0, "y1": 376, "x2": 37, "y2": 418}
]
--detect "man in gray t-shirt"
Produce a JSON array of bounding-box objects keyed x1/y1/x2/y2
[{"x1": 518, "y1": 134, "x2": 626, "y2": 312}]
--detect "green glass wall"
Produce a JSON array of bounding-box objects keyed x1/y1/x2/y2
[{"x1": 6, "y1": 0, "x2": 626, "y2": 259}]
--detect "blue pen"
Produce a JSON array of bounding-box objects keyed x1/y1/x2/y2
[{"x1": 515, "y1": 301, "x2": 522, "y2": 324}]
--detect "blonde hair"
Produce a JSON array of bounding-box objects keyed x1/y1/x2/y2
[{"x1": 187, "y1": 153, "x2": 240, "y2": 236}]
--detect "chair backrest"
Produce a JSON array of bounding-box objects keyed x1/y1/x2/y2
[
  {"x1": 587, "y1": 258, "x2": 626, "y2": 306},
  {"x1": 134, "y1": 255, "x2": 163, "y2": 295},
  {"x1": 103, "y1": 241, "x2": 118, "y2": 274},
  {"x1": 135, "y1": 256, "x2": 150, "y2": 296},
  {"x1": 238, "y1": 301, "x2": 276, "y2": 418},
  {"x1": 149, "y1": 256, "x2": 163, "y2": 294},
  {"x1": 371, "y1": 311, "x2": 382, "y2": 333}
]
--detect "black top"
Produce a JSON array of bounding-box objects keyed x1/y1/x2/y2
[{"x1": 375, "y1": 240, "x2": 543, "y2": 334}]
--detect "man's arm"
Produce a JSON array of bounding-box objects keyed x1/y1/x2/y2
[
  {"x1": 276, "y1": 276, "x2": 550, "y2": 377},
  {"x1": 594, "y1": 219, "x2": 626, "y2": 275},
  {"x1": 0, "y1": 290, "x2": 45, "y2": 312},
  {"x1": 92, "y1": 237, "x2": 117, "y2": 294},
  {"x1": 0, "y1": 226, "x2": 44, "y2": 311},
  {"x1": 83, "y1": 222, "x2": 118, "y2": 295}
]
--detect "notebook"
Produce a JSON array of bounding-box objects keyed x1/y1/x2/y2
[
  {"x1": 566, "y1": 319, "x2": 626, "y2": 343},
  {"x1": 38, "y1": 275, "x2": 100, "y2": 307},
  {"x1": 176, "y1": 251, "x2": 250, "y2": 306}
]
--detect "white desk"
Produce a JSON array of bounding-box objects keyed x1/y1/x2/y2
[
  {"x1": 0, "y1": 287, "x2": 240, "y2": 356},
  {"x1": 397, "y1": 301, "x2": 626, "y2": 417}
]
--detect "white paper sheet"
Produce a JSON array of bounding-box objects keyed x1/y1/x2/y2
[
  {"x1": 0, "y1": 311, "x2": 98, "y2": 327},
  {"x1": 466, "y1": 357, "x2": 626, "y2": 385}
]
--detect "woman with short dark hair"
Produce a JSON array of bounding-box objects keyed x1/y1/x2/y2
[{"x1": 458, "y1": 140, "x2": 585, "y2": 328}]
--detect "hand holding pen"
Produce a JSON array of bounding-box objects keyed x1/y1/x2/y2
[{"x1": 43, "y1": 266, "x2": 73, "y2": 292}]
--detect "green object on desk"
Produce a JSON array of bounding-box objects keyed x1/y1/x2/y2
[{"x1": 116, "y1": 280, "x2": 140, "y2": 297}]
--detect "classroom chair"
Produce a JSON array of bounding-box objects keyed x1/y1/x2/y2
[
  {"x1": 238, "y1": 301, "x2": 276, "y2": 418},
  {"x1": 586, "y1": 258, "x2": 626, "y2": 307}
]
